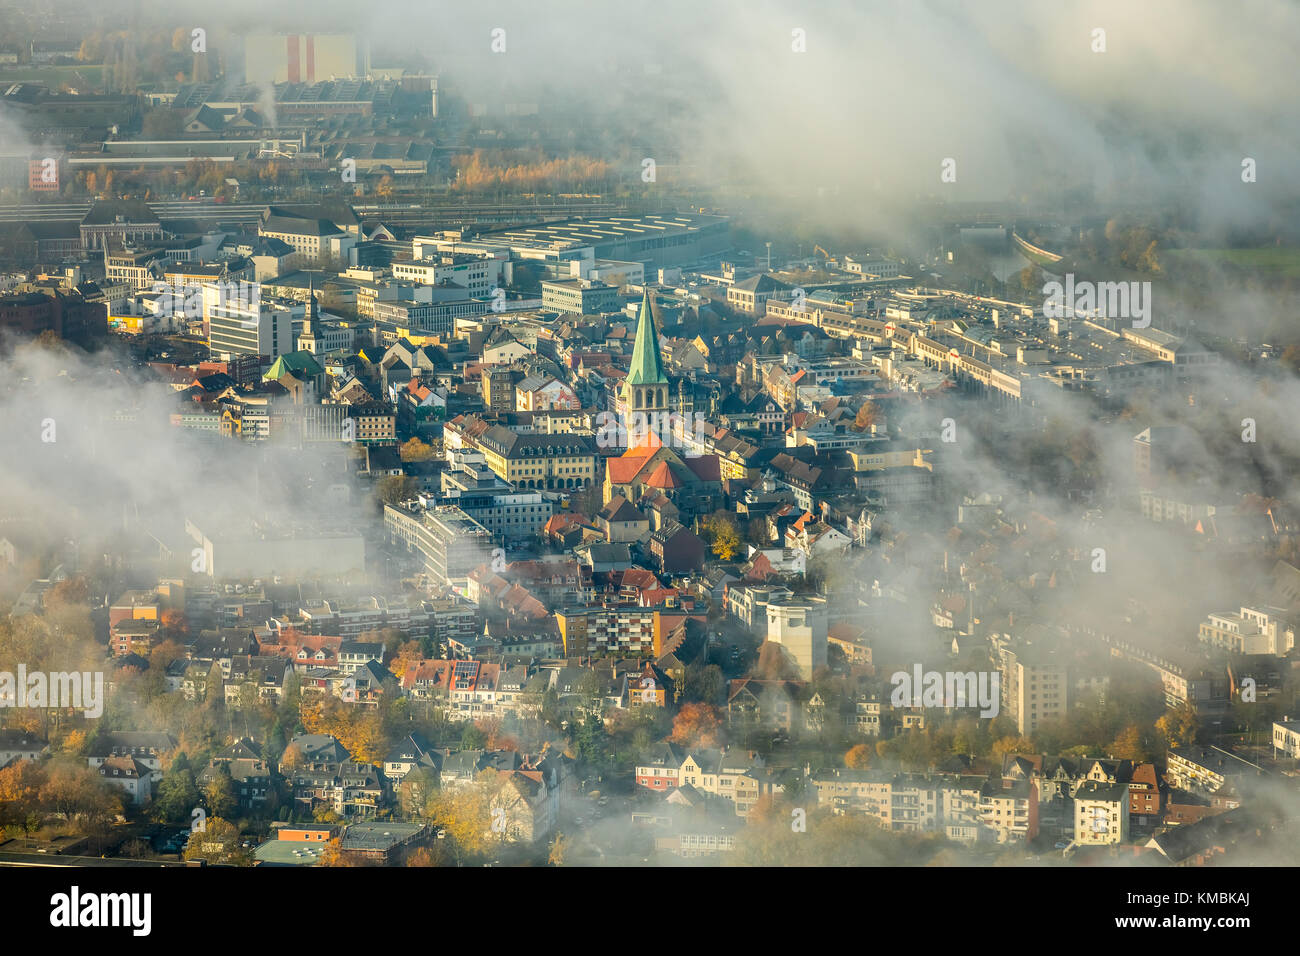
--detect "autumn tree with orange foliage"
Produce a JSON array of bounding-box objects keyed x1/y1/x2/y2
[
  {"x1": 182, "y1": 816, "x2": 250, "y2": 865},
  {"x1": 991, "y1": 736, "x2": 1036, "y2": 760},
  {"x1": 159, "y1": 608, "x2": 187, "y2": 637},
  {"x1": 38, "y1": 759, "x2": 121, "y2": 832},
  {"x1": 150, "y1": 638, "x2": 184, "y2": 677},
  {"x1": 476, "y1": 717, "x2": 519, "y2": 752},
  {"x1": 452, "y1": 150, "x2": 612, "y2": 194},
  {"x1": 852, "y1": 401, "x2": 879, "y2": 433},
  {"x1": 45, "y1": 576, "x2": 89, "y2": 608},
  {"x1": 669, "y1": 702, "x2": 725, "y2": 749},
  {"x1": 745, "y1": 792, "x2": 794, "y2": 826},
  {"x1": 318, "y1": 836, "x2": 347, "y2": 866},
  {"x1": 388, "y1": 640, "x2": 424, "y2": 680},
  {"x1": 0, "y1": 760, "x2": 46, "y2": 827},
  {"x1": 406, "y1": 845, "x2": 451, "y2": 866},
  {"x1": 1108, "y1": 724, "x2": 1148, "y2": 762},
  {"x1": 279, "y1": 741, "x2": 306, "y2": 774},
  {"x1": 845, "y1": 744, "x2": 872, "y2": 769},
  {"x1": 301, "y1": 697, "x2": 388, "y2": 766}
]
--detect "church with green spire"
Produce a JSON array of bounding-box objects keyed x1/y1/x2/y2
[{"x1": 621, "y1": 290, "x2": 669, "y2": 417}]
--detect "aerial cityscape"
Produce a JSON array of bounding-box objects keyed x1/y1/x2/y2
[{"x1": 0, "y1": 0, "x2": 1296, "y2": 896}]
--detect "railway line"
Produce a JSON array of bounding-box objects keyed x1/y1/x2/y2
[{"x1": 0, "y1": 197, "x2": 624, "y2": 225}]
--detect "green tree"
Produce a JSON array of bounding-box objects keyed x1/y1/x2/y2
[
  {"x1": 573, "y1": 712, "x2": 611, "y2": 773},
  {"x1": 154, "y1": 757, "x2": 199, "y2": 823},
  {"x1": 398, "y1": 767, "x2": 438, "y2": 819},
  {"x1": 1156, "y1": 703, "x2": 1200, "y2": 749},
  {"x1": 682, "y1": 663, "x2": 724, "y2": 704},
  {"x1": 576, "y1": 670, "x2": 604, "y2": 711},
  {"x1": 183, "y1": 816, "x2": 249, "y2": 865},
  {"x1": 204, "y1": 663, "x2": 224, "y2": 707},
  {"x1": 429, "y1": 778, "x2": 496, "y2": 866},
  {"x1": 1108, "y1": 724, "x2": 1147, "y2": 762},
  {"x1": 279, "y1": 669, "x2": 302, "y2": 726},
  {"x1": 204, "y1": 765, "x2": 237, "y2": 819},
  {"x1": 540, "y1": 687, "x2": 561, "y2": 728}
]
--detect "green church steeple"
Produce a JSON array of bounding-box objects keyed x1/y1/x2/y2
[
  {"x1": 622, "y1": 290, "x2": 669, "y2": 416},
  {"x1": 626, "y1": 291, "x2": 667, "y2": 386}
]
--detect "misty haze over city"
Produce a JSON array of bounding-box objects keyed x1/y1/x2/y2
[{"x1": 0, "y1": 0, "x2": 1293, "y2": 919}]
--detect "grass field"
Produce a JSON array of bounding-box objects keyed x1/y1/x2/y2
[
  {"x1": 0, "y1": 64, "x2": 106, "y2": 89},
  {"x1": 1165, "y1": 247, "x2": 1300, "y2": 278}
]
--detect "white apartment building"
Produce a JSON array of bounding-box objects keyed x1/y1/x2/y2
[
  {"x1": 1240, "y1": 605, "x2": 1296, "y2": 654},
  {"x1": 765, "y1": 596, "x2": 828, "y2": 679},
  {"x1": 998, "y1": 641, "x2": 1069, "y2": 737},
  {"x1": 1072, "y1": 781, "x2": 1130, "y2": 846},
  {"x1": 392, "y1": 255, "x2": 498, "y2": 297},
  {"x1": 204, "y1": 283, "x2": 294, "y2": 361},
  {"x1": 1272, "y1": 719, "x2": 1300, "y2": 758}
]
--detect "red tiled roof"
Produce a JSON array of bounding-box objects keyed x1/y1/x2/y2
[
  {"x1": 683, "y1": 455, "x2": 721, "y2": 482},
  {"x1": 828, "y1": 622, "x2": 866, "y2": 643},
  {"x1": 607, "y1": 454, "x2": 651, "y2": 484},
  {"x1": 402, "y1": 659, "x2": 453, "y2": 690},
  {"x1": 744, "y1": 552, "x2": 776, "y2": 582},
  {"x1": 544, "y1": 513, "x2": 590, "y2": 536},
  {"x1": 618, "y1": 568, "x2": 660, "y2": 591},
  {"x1": 645, "y1": 461, "x2": 682, "y2": 490}
]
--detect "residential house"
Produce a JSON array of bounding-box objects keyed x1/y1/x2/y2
[
  {"x1": 87, "y1": 732, "x2": 177, "y2": 784},
  {"x1": 727, "y1": 679, "x2": 805, "y2": 734},
  {"x1": 98, "y1": 755, "x2": 153, "y2": 805},
  {"x1": 1073, "y1": 780, "x2": 1131, "y2": 846},
  {"x1": 0, "y1": 729, "x2": 47, "y2": 766},
  {"x1": 199, "y1": 738, "x2": 272, "y2": 811},
  {"x1": 647, "y1": 521, "x2": 707, "y2": 574},
  {"x1": 1165, "y1": 745, "x2": 1265, "y2": 797}
]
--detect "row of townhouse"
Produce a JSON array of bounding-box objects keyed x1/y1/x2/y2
[
  {"x1": 76, "y1": 730, "x2": 268, "y2": 810},
  {"x1": 1000, "y1": 752, "x2": 1256, "y2": 844},
  {"x1": 634, "y1": 744, "x2": 784, "y2": 816},
  {"x1": 167, "y1": 631, "x2": 398, "y2": 713},
  {"x1": 382, "y1": 734, "x2": 579, "y2": 842},
  {"x1": 401, "y1": 659, "x2": 527, "y2": 719},
  {"x1": 294, "y1": 596, "x2": 441, "y2": 639},
  {"x1": 726, "y1": 680, "x2": 929, "y2": 739},
  {"x1": 264, "y1": 729, "x2": 586, "y2": 835},
  {"x1": 810, "y1": 768, "x2": 1038, "y2": 844},
  {"x1": 286, "y1": 735, "x2": 386, "y2": 818},
  {"x1": 401, "y1": 657, "x2": 672, "y2": 720}
]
